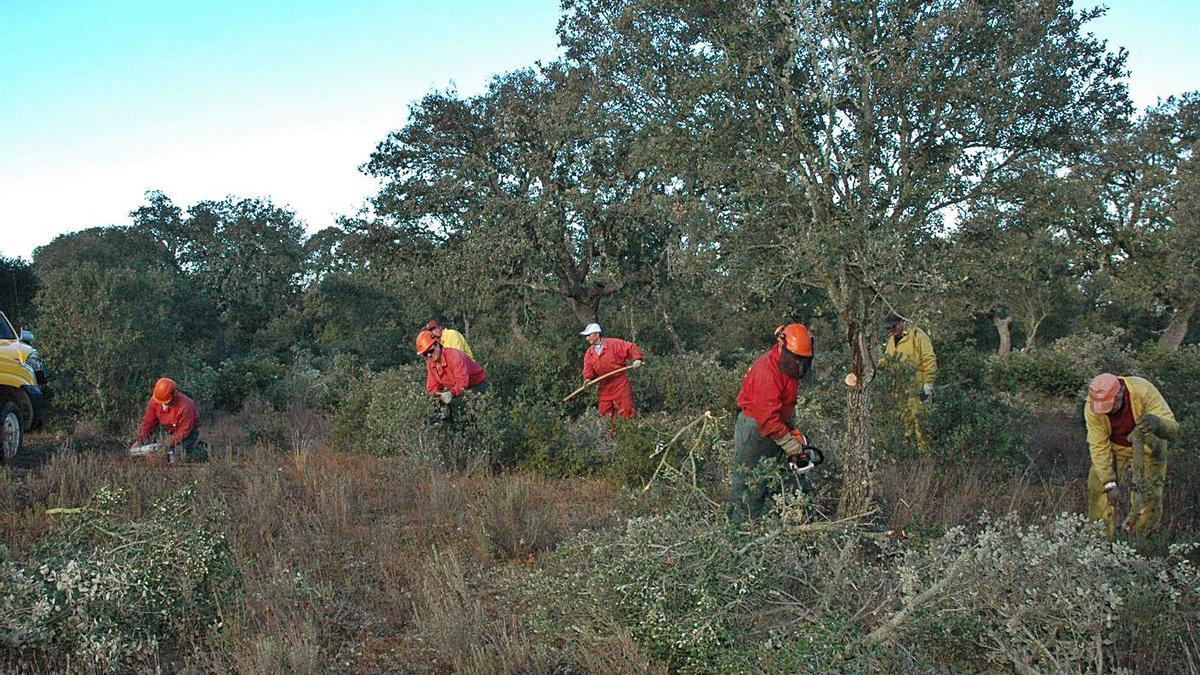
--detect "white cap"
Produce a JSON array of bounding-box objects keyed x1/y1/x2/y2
[{"x1": 579, "y1": 322, "x2": 602, "y2": 336}]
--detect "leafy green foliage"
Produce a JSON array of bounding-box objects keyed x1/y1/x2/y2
[
  {"x1": 0, "y1": 255, "x2": 37, "y2": 329},
  {"x1": 208, "y1": 352, "x2": 288, "y2": 413},
  {"x1": 0, "y1": 485, "x2": 238, "y2": 669},
  {"x1": 988, "y1": 350, "x2": 1091, "y2": 400},
  {"x1": 32, "y1": 227, "x2": 194, "y2": 430},
  {"x1": 636, "y1": 352, "x2": 744, "y2": 415},
  {"x1": 504, "y1": 510, "x2": 1200, "y2": 673}
]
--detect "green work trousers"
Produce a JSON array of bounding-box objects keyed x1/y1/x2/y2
[{"x1": 728, "y1": 412, "x2": 806, "y2": 525}]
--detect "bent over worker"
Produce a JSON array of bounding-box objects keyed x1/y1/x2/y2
[
  {"x1": 423, "y1": 320, "x2": 474, "y2": 359},
  {"x1": 728, "y1": 323, "x2": 815, "y2": 525},
  {"x1": 1085, "y1": 373, "x2": 1178, "y2": 538},
  {"x1": 580, "y1": 323, "x2": 643, "y2": 419},
  {"x1": 417, "y1": 329, "x2": 488, "y2": 421},
  {"x1": 131, "y1": 377, "x2": 206, "y2": 463}
]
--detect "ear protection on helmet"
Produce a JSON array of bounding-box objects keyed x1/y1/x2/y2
[{"x1": 774, "y1": 323, "x2": 814, "y2": 358}]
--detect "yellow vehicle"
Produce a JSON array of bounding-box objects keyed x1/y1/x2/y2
[
  {"x1": 0, "y1": 312, "x2": 45, "y2": 462},
  {"x1": 0, "y1": 311, "x2": 45, "y2": 391},
  {"x1": 0, "y1": 355, "x2": 41, "y2": 461}
]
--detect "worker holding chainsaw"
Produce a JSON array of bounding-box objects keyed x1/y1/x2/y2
[
  {"x1": 580, "y1": 323, "x2": 643, "y2": 419},
  {"x1": 728, "y1": 323, "x2": 819, "y2": 524},
  {"x1": 1085, "y1": 373, "x2": 1178, "y2": 538},
  {"x1": 417, "y1": 329, "x2": 488, "y2": 422},
  {"x1": 423, "y1": 319, "x2": 474, "y2": 359},
  {"x1": 882, "y1": 312, "x2": 937, "y2": 451},
  {"x1": 130, "y1": 377, "x2": 206, "y2": 463}
]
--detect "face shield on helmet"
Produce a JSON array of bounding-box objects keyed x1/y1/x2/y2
[{"x1": 775, "y1": 323, "x2": 814, "y2": 380}]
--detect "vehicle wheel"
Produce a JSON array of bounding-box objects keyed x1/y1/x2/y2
[{"x1": 1, "y1": 401, "x2": 21, "y2": 464}]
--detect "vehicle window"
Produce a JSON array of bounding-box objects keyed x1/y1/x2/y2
[{"x1": 0, "y1": 313, "x2": 14, "y2": 340}]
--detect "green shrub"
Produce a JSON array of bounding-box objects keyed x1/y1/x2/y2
[
  {"x1": 1048, "y1": 329, "x2": 1137, "y2": 375},
  {"x1": 210, "y1": 352, "x2": 288, "y2": 412},
  {"x1": 331, "y1": 367, "x2": 430, "y2": 455},
  {"x1": 0, "y1": 485, "x2": 239, "y2": 670},
  {"x1": 487, "y1": 398, "x2": 593, "y2": 477},
  {"x1": 920, "y1": 387, "x2": 1027, "y2": 464},
  {"x1": 986, "y1": 349, "x2": 1089, "y2": 399},
  {"x1": 636, "y1": 352, "x2": 745, "y2": 415},
  {"x1": 484, "y1": 337, "x2": 581, "y2": 408},
  {"x1": 1136, "y1": 344, "x2": 1200, "y2": 437},
  {"x1": 608, "y1": 412, "x2": 724, "y2": 489},
  {"x1": 502, "y1": 510, "x2": 1200, "y2": 674}
]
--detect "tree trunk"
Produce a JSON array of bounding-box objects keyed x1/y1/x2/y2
[
  {"x1": 1159, "y1": 301, "x2": 1198, "y2": 351},
  {"x1": 567, "y1": 294, "x2": 601, "y2": 326},
  {"x1": 992, "y1": 314, "x2": 1013, "y2": 357},
  {"x1": 1021, "y1": 313, "x2": 1046, "y2": 351},
  {"x1": 659, "y1": 305, "x2": 685, "y2": 353},
  {"x1": 837, "y1": 301, "x2": 877, "y2": 518}
]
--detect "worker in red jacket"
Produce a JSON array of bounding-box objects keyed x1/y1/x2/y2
[
  {"x1": 580, "y1": 323, "x2": 644, "y2": 419},
  {"x1": 728, "y1": 323, "x2": 815, "y2": 524},
  {"x1": 417, "y1": 329, "x2": 488, "y2": 422},
  {"x1": 131, "y1": 377, "x2": 206, "y2": 463}
]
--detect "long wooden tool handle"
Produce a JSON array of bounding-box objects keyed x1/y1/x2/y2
[{"x1": 562, "y1": 363, "x2": 639, "y2": 402}]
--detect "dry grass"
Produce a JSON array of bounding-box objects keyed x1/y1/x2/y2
[
  {"x1": 0, "y1": 410, "x2": 625, "y2": 672},
  {"x1": 2, "y1": 404, "x2": 1195, "y2": 672}
]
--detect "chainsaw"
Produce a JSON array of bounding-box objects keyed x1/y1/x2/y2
[
  {"x1": 787, "y1": 444, "x2": 826, "y2": 494},
  {"x1": 788, "y1": 444, "x2": 826, "y2": 475}
]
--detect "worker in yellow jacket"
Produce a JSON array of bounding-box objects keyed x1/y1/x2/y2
[
  {"x1": 423, "y1": 320, "x2": 474, "y2": 359},
  {"x1": 1085, "y1": 373, "x2": 1178, "y2": 538},
  {"x1": 882, "y1": 312, "x2": 937, "y2": 450}
]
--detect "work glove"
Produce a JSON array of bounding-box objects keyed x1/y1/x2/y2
[
  {"x1": 631, "y1": 359, "x2": 644, "y2": 368},
  {"x1": 1144, "y1": 432, "x2": 1168, "y2": 458},
  {"x1": 1103, "y1": 481, "x2": 1120, "y2": 508},
  {"x1": 919, "y1": 382, "x2": 934, "y2": 402},
  {"x1": 1135, "y1": 414, "x2": 1162, "y2": 436},
  {"x1": 438, "y1": 391, "x2": 453, "y2": 405},
  {"x1": 778, "y1": 430, "x2": 808, "y2": 465}
]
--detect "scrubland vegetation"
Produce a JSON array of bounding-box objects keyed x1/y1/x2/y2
[
  {"x1": 1, "y1": 340, "x2": 1199, "y2": 672},
  {"x1": 3, "y1": 0, "x2": 1200, "y2": 671}
]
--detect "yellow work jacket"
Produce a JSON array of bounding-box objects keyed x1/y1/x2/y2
[
  {"x1": 884, "y1": 327, "x2": 937, "y2": 385},
  {"x1": 439, "y1": 328, "x2": 474, "y2": 359},
  {"x1": 1084, "y1": 376, "x2": 1178, "y2": 485}
]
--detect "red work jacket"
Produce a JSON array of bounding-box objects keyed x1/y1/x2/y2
[
  {"x1": 137, "y1": 392, "x2": 199, "y2": 446},
  {"x1": 736, "y1": 344, "x2": 798, "y2": 439},
  {"x1": 582, "y1": 337, "x2": 643, "y2": 399},
  {"x1": 426, "y1": 347, "x2": 487, "y2": 397}
]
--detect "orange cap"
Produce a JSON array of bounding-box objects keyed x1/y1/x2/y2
[
  {"x1": 152, "y1": 377, "x2": 176, "y2": 404},
  {"x1": 775, "y1": 323, "x2": 814, "y2": 357},
  {"x1": 415, "y1": 330, "x2": 438, "y2": 355},
  {"x1": 1088, "y1": 373, "x2": 1121, "y2": 414}
]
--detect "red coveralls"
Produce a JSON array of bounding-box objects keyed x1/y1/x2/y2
[
  {"x1": 582, "y1": 337, "x2": 643, "y2": 419},
  {"x1": 426, "y1": 347, "x2": 487, "y2": 396},
  {"x1": 135, "y1": 392, "x2": 200, "y2": 446}
]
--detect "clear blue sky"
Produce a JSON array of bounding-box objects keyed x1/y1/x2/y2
[{"x1": 1, "y1": 1, "x2": 1197, "y2": 260}]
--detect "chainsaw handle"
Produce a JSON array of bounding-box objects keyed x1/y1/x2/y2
[
  {"x1": 805, "y1": 445, "x2": 825, "y2": 466},
  {"x1": 789, "y1": 459, "x2": 815, "y2": 474}
]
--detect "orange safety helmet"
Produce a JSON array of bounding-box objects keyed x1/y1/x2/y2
[
  {"x1": 152, "y1": 377, "x2": 177, "y2": 404},
  {"x1": 415, "y1": 330, "x2": 438, "y2": 355},
  {"x1": 775, "y1": 323, "x2": 814, "y2": 357}
]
